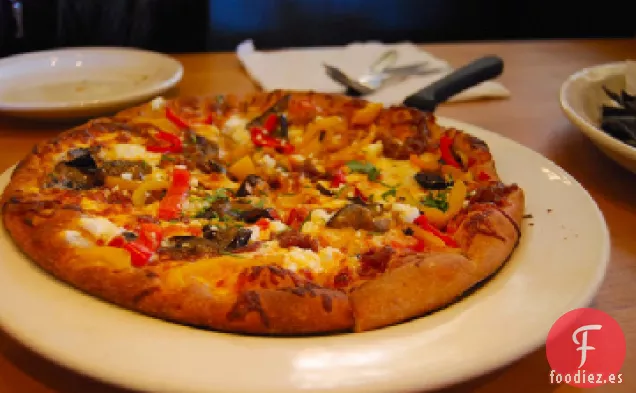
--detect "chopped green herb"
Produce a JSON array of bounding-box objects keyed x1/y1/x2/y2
[
  {"x1": 220, "y1": 251, "x2": 246, "y2": 258},
  {"x1": 254, "y1": 198, "x2": 266, "y2": 208},
  {"x1": 189, "y1": 133, "x2": 198, "y2": 144},
  {"x1": 301, "y1": 210, "x2": 313, "y2": 227},
  {"x1": 161, "y1": 154, "x2": 175, "y2": 162},
  {"x1": 381, "y1": 188, "x2": 397, "y2": 201},
  {"x1": 229, "y1": 208, "x2": 244, "y2": 216},
  {"x1": 380, "y1": 181, "x2": 400, "y2": 188},
  {"x1": 204, "y1": 188, "x2": 229, "y2": 204},
  {"x1": 335, "y1": 185, "x2": 349, "y2": 198},
  {"x1": 216, "y1": 95, "x2": 225, "y2": 105},
  {"x1": 345, "y1": 160, "x2": 381, "y2": 181},
  {"x1": 421, "y1": 191, "x2": 449, "y2": 212}
]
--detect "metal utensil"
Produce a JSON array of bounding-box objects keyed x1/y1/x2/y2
[
  {"x1": 324, "y1": 60, "x2": 443, "y2": 96},
  {"x1": 322, "y1": 50, "x2": 398, "y2": 96}
]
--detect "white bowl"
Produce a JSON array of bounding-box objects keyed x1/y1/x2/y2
[{"x1": 560, "y1": 61, "x2": 636, "y2": 174}]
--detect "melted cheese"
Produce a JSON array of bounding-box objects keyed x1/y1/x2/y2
[
  {"x1": 63, "y1": 230, "x2": 92, "y2": 247},
  {"x1": 391, "y1": 203, "x2": 420, "y2": 223},
  {"x1": 102, "y1": 144, "x2": 162, "y2": 166},
  {"x1": 79, "y1": 216, "x2": 124, "y2": 241},
  {"x1": 282, "y1": 247, "x2": 322, "y2": 272}
]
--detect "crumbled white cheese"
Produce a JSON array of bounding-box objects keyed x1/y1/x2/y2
[
  {"x1": 231, "y1": 128, "x2": 251, "y2": 145},
  {"x1": 301, "y1": 221, "x2": 320, "y2": 235},
  {"x1": 363, "y1": 141, "x2": 383, "y2": 160},
  {"x1": 120, "y1": 172, "x2": 133, "y2": 181},
  {"x1": 318, "y1": 246, "x2": 341, "y2": 263},
  {"x1": 261, "y1": 154, "x2": 276, "y2": 169},
  {"x1": 175, "y1": 164, "x2": 187, "y2": 170},
  {"x1": 190, "y1": 177, "x2": 199, "y2": 188},
  {"x1": 222, "y1": 115, "x2": 248, "y2": 135},
  {"x1": 247, "y1": 225, "x2": 261, "y2": 241},
  {"x1": 290, "y1": 154, "x2": 305, "y2": 163},
  {"x1": 311, "y1": 209, "x2": 333, "y2": 224},
  {"x1": 269, "y1": 220, "x2": 288, "y2": 233},
  {"x1": 282, "y1": 247, "x2": 322, "y2": 272},
  {"x1": 107, "y1": 144, "x2": 161, "y2": 166},
  {"x1": 151, "y1": 96, "x2": 166, "y2": 110},
  {"x1": 392, "y1": 203, "x2": 421, "y2": 223},
  {"x1": 64, "y1": 230, "x2": 92, "y2": 248},
  {"x1": 79, "y1": 216, "x2": 124, "y2": 241}
]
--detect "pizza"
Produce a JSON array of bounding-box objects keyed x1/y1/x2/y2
[{"x1": 1, "y1": 90, "x2": 524, "y2": 334}]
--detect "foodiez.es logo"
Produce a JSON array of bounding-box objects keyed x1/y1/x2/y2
[{"x1": 546, "y1": 308, "x2": 626, "y2": 388}]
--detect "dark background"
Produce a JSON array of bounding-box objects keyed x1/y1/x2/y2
[{"x1": 1, "y1": 0, "x2": 635, "y2": 57}]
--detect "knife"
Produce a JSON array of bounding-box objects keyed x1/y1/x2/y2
[
  {"x1": 327, "y1": 55, "x2": 504, "y2": 112},
  {"x1": 403, "y1": 55, "x2": 504, "y2": 112}
]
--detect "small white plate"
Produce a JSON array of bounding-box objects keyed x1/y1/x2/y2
[
  {"x1": 0, "y1": 118, "x2": 609, "y2": 393},
  {"x1": 0, "y1": 47, "x2": 183, "y2": 120},
  {"x1": 560, "y1": 61, "x2": 636, "y2": 174}
]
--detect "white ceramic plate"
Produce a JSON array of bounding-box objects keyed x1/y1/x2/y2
[
  {"x1": 560, "y1": 61, "x2": 636, "y2": 174},
  {"x1": 0, "y1": 118, "x2": 609, "y2": 393},
  {"x1": 0, "y1": 47, "x2": 183, "y2": 120}
]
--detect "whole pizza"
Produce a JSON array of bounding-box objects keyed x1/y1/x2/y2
[{"x1": 1, "y1": 90, "x2": 524, "y2": 334}]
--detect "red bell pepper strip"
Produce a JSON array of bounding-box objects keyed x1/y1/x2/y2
[
  {"x1": 330, "y1": 168, "x2": 347, "y2": 188},
  {"x1": 157, "y1": 167, "x2": 191, "y2": 220},
  {"x1": 263, "y1": 113, "x2": 279, "y2": 132},
  {"x1": 286, "y1": 207, "x2": 309, "y2": 229},
  {"x1": 275, "y1": 140, "x2": 295, "y2": 154},
  {"x1": 249, "y1": 127, "x2": 295, "y2": 154},
  {"x1": 353, "y1": 187, "x2": 368, "y2": 203},
  {"x1": 108, "y1": 236, "x2": 126, "y2": 248},
  {"x1": 146, "y1": 131, "x2": 184, "y2": 153},
  {"x1": 439, "y1": 135, "x2": 461, "y2": 168},
  {"x1": 138, "y1": 223, "x2": 163, "y2": 250},
  {"x1": 166, "y1": 107, "x2": 213, "y2": 128},
  {"x1": 250, "y1": 127, "x2": 278, "y2": 147},
  {"x1": 123, "y1": 242, "x2": 154, "y2": 267},
  {"x1": 255, "y1": 218, "x2": 271, "y2": 230},
  {"x1": 411, "y1": 238, "x2": 427, "y2": 252},
  {"x1": 477, "y1": 171, "x2": 491, "y2": 181},
  {"x1": 413, "y1": 214, "x2": 458, "y2": 247},
  {"x1": 171, "y1": 166, "x2": 191, "y2": 188}
]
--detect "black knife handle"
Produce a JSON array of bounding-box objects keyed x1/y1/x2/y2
[{"x1": 403, "y1": 55, "x2": 504, "y2": 111}]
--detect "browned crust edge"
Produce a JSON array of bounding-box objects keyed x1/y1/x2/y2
[{"x1": 350, "y1": 189, "x2": 524, "y2": 332}]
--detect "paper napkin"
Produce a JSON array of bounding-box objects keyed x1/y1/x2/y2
[{"x1": 237, "y1": 40, "x2": 510, "y2": 106}]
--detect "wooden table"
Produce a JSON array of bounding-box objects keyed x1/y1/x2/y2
[{"x1": 0, "y1": 39, "x2": 634, "y2": 393}]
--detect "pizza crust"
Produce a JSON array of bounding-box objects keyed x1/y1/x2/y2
[
  {"x1": 350, "y1": 252, "x2": 477, "y2": 332},
  {"x1": 1, "y1": 91, "x2": 527, "y2": 335}
]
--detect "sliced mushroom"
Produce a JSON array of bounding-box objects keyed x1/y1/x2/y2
[
  {"x1": 327, "y1": 204, "x2": 390, "y2": 233},
  {"x1": 46, "y1": 148, "x2": 103, "y2": 190},
  {"x1": 236, "y1": 174, "x2": 268, "y2": 197}
]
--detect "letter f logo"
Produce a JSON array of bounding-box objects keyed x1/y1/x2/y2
[{"x1": 572, "y1": 324, "x2": 602, "y2": 368}]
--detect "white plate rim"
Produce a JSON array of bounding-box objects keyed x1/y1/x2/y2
[
  {"x1": 0, "y1": 117, "x2": 610, "y2": 393},
  {"x1": 0, "y1": 47, "x2": 183, "y2": 112}
]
